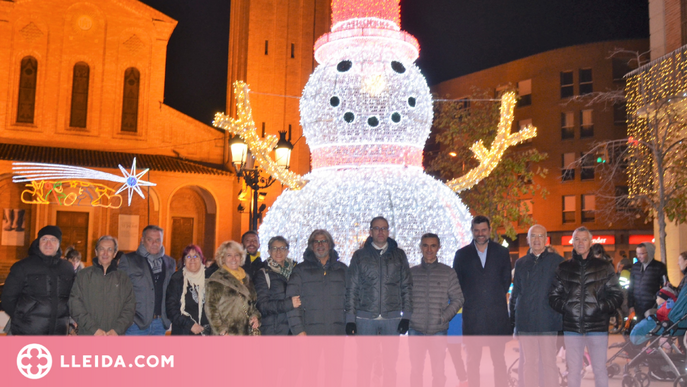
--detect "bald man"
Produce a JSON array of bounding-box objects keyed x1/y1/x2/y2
[{"x1": 510, "y1": 224, "x2": 563, "y2": 387}]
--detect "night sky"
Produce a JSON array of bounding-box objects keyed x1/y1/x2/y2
[{"x1": 140, "y1": 0, "x2": 650, "y2": 125}]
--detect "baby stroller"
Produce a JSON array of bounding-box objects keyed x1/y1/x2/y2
[{"x1": 620, "y1": 287, "x2": 687, "y2": 387}]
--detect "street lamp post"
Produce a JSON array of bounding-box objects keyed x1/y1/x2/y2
[{"x1": 230, "y1": 131, "x2": 293, "y2": 231}]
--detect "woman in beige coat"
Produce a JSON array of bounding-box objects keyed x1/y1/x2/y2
[{"x1": 205, "y1": 240, "x2": 260, "y2": 335}]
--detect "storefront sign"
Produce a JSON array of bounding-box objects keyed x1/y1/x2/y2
[
  {"x1": 629, "y1": 235, "x2": 655, "y2": 245},
  {"x1": 563, "y1": 235, "x2": 615, "y2": 245}
]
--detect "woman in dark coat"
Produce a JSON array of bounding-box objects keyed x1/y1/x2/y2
[
  {"x1": 254, "y1": 236, "x2": 299, "y2": 335},
  {"x1": 205, "y1": 240, "x2": 260, "y2": 335},
  {"x1": 166, "y1": 244, "x2": 210, "y2": 335}
]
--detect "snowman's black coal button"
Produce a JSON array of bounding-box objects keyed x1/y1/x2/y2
[
  {"x1": 367, "y1": 116, "x2": 379, "y2": 127},
  {"x1": 337, "y1": 60, "x2": 352, "y2": 72},
  {"x1": 343, "y1": 112, "x2": 355, "y2": 123},
  {"x1": 330, "y1": 96, "x2": 340, "y2": 107},
  {"x1": 391, "y1": 112, "x2": 401, "y2": 123},
  {"x1": 391, "y1": 61, "x2": 406, "y2": 73},
  {"x1": 408, "y1": 97, "x2": 416, "y2": 107}
]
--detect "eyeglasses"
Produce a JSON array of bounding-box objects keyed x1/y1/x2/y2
[
  {"x1": 370, "y1": 227, "x2": 389, "y2": 232},
  {"x1": 185, "y1": 255, "x2": 201, "y2": 260},
  {"x1": 529, "y1": 234, "x2": 546, "y2": 239},
  {"x1": 313, "y1": 239, "x2": 329, "y2": 245},
  {"x1": 270, "y1": 246, "x2": 289, "y2": 252}
]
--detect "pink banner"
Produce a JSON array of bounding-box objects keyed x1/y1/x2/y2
[{"x1": 1, "y1": 336, "x2": 615, "y2": 386}]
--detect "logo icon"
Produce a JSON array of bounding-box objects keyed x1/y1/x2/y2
[{"x1": 17, "y1": 343, "x2": 52, "y2": 379}]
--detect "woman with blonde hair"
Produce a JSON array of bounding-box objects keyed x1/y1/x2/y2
[{"x1": 205, "y1": 240, "x2": 260, "y2": 335}]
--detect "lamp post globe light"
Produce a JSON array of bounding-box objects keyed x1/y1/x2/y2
[{"x1": 230, "y1": 133, "x2": 293, "y2": 231}]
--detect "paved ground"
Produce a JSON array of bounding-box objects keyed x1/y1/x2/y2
[{"x1": 375, "y1": 334, "x2": 681, "y2": 386}]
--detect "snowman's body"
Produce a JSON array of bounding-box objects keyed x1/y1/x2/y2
[{"x1": 258, "y1": 6, "x2": 474, "y2": 265}]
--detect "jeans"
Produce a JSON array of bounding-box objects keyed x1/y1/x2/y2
[
  {"x1": 408, "y1": 329, "x2": 448, "y2": 387},
  {"x1": 563, "y1": 332, "x2": 609, "y2": 387},
  {"x1": 125, "y1": 317, "x2": 167, "y2": 336},
  {"x1": 356, "y1": 317, "x2": 401, "y2": 387}
]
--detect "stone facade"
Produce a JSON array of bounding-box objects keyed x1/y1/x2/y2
[{"x1": 0, "y1": 0, "x2": 241, "y2": 278}]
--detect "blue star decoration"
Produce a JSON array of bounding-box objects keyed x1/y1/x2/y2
[{"x1": 115, "y1": 158, "x2": 156, "y2": 206}]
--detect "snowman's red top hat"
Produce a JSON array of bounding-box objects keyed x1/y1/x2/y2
[{"x1": 314, "y1": 0, "x2": 420, "y2": 63}]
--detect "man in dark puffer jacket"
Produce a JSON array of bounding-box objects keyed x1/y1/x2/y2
[
  {"x1": 346, "y1": 216, "x2": 413, "y2": 387},
  {"x1": 550, "y1": 226, "x2": 623, "y2": 387},
  {"x1": 628, "y1": 242, "x2": 667, "y2": 321},
  {"x1": 2, "y1": 225, "x2": 74, "y2": 335}
]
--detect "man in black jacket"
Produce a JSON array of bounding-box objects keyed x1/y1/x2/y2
[
  {"x1": 286, "y1": 229, "x2": 347, "y2": 387},
  {"x1": 346, "y1": 216, "x2": 413, "y2": 387},
  {"x1": 510, "y1": 224, "x2": 563, "y2": 387},
  {"x1": 453, "y1": 215, "x2": 512, "y2": 387},
  {"x1": 628, "y1": 242, "x2": 667, "y2": 321},
  {"x1": 549, "y1": 226, "x2": 623, "y2": 387},
  {"x1": 2, "y1": 225, "x2": 74, "y2": 335},
  {"x1": 241, "y1": 230, "x2": 263, "y2": 280}
]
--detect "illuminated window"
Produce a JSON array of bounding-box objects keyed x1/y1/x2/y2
[
  {"x1": 562, "y1": 152, "x2": 575, "y2": 181},
  {"x1": 563, "y1": 195, "x2": 576, "y2": 223},
  {"x1": 582, "y1": 194, "x2": 595, "y2": 222},
  {"x1": 16, "y1": 56, "x2": 38, "y2": 124},
  {"x1": 517, "y1": 79, "x2": 531, "y2": 107},
  {"x1": 561, "y1": 111, "x2": 574, "y2": 140},
  {"x1": 580, "y1": 109, "x2": 593, "y2": 137},
  {"x1": 560, "y1": 71, "x2": 573, "y2": 98},
  {"x1": 69, "y1": 62, "x2": 90, "y2": 128},
  {"x1": 121, "y1": 67, "x2": 140, "y2": 133},
  {"x1": 579, "y1": 68, "x2": 593, "y2": 95}
]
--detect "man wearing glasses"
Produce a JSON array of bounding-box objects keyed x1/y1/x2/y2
[
  {"x1": 510, "y1": 224, "x2": 563, "y2": 387},
  {"x1": 285, "y1": 229, "x2": 348, "y2": 386},
  {"x1": 346, "y1": 216, "x2": 413, "y2": 387}
]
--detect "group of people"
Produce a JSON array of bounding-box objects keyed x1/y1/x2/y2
[{"x1": 0, "y1": 216, "x2": 679, "y2": 387}]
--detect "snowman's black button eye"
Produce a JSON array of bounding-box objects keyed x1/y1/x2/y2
[
  {"x1": 330, "y1": 96, "x2": 340, "y2": 107},
  {"x1": 343, "y1": 112, "x2": 355, "y2": 123},
  {"x1": 391, "y1": 61, "x2": 406, "y2": 74},
  {"x1": 337, "y1": 60, "x2": 352, "y2": 72},
  {"x1": 408, "y1": 97, "x2": 416, "y2": 107},
  {"x1": 391, "y1": 112, "x2": 401, "y2": 123},
  {"x1": 367, "y1": 116, "x2": 379, "y2": 127}
]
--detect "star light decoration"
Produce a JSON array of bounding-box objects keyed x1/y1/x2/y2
[
  {"x1": 213, "y1": 0, "x2": 537, "y2": 265},
  {"x1": 12, "y1": 157, "x2": 155, "y2": 206}
]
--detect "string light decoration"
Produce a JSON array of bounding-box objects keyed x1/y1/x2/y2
[
  {"x1": 213, "y1": 82, "x2": 308, "y2": 190},
  {"x1": 446, "y1": 91, "x2": 537, "y2": 192},
  {"x1": 12, "y1": 158, "x2": 155, "y2": 206},
  {"x1": 625, "y1": 46, "x2": 687, "y2": 200},
  {"x1": 214, "y1": 0, "x2": 532, "y2": 265}
]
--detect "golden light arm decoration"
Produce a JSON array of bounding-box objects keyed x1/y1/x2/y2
[
  {"x1": 445, "y1": 91, "x2": 537, "y2": 192},
  {"x1": 213, "y1": 81, "x2": 308, "y2": 190}
]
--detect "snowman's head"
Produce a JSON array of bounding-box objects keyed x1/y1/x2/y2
[{"x1": 301, "y1": 19, "x2": 432, "y2": 170}]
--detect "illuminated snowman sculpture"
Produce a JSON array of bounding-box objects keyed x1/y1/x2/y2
[{"x1": 214, "y1": 0, "x2": 536, "y2": 265}]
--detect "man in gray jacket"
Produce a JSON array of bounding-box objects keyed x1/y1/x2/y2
[
  {"x1": 510, "y1": 224, "x2": 564, "y2": 387},
  {"x1": 118, "y1": 225, "x2": 176, "y2": 335},
  {"x1": 409, "y1": 233, "x2": 464, "y2": 387}
]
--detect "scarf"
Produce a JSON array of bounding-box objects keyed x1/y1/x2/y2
[
  {"x1": 180, "y1": 266, "x2": 206, "y2": 325},
  {"x1": 137, "y1": 241, "x2": 165, "y2": 274},
  {"x1": 224, "y1": 266, "x2": 247, "y2": 281},
  {"x1": 267, "y1": 257, "x2": 294, "y2": 280}
]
